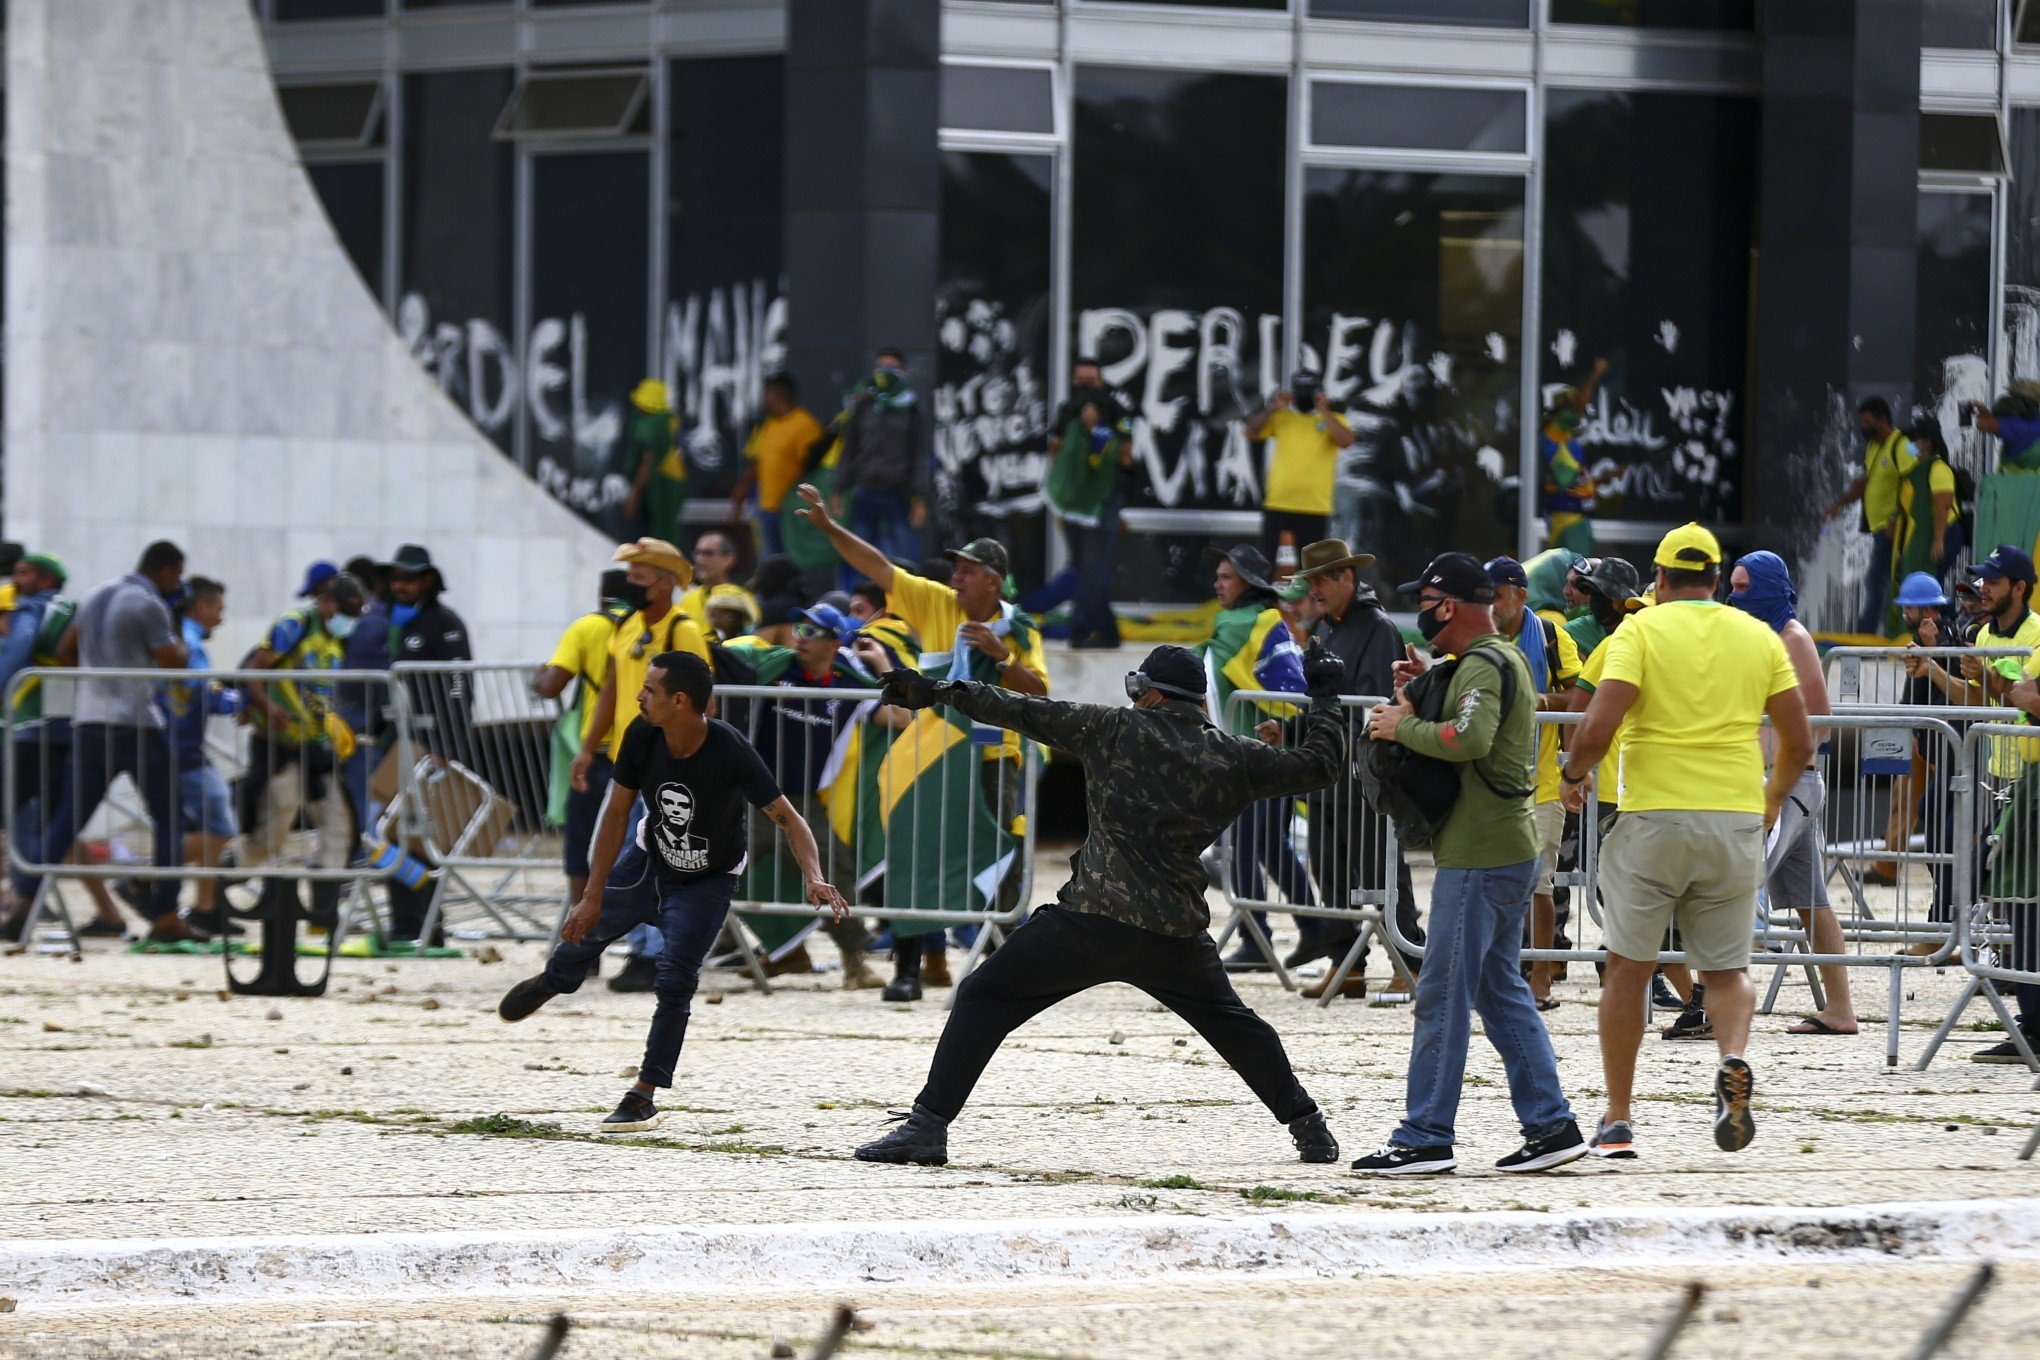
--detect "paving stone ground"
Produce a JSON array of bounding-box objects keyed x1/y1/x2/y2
[{"x1": 1, "y1": 848, "x2": 2036, "y2": 1353}]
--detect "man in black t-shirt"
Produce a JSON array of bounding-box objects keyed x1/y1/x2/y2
[{"x1": 498, "y1": 652, "x2": 848, "y2": 1132}]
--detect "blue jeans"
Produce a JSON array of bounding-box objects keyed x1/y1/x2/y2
[
  {"x1": 842, "y1": 489, "x2": 920, "y2": 589},
  {"x1": 542, "y1": 831, "x2": 736, "y2": 1087},
  {"x1": 1394, "y1": 858, "x2": 1572, "y2": 1149},
  {"x1": 16, "y1": 724, "x2": 182, "y2": 918},
  {"x1": 757, "y1": 508, "x2": 786, "y2": 558},
  {"x1": 1856, "y1": 530, "x2": 1894, "y2": 635}
]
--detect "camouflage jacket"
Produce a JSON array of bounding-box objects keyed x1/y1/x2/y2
[{"x1": 938, "y1": 683, "x2": 1347, "y2": 937}]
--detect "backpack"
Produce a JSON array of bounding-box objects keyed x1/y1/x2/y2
[{"x1": 1355, "y1": 647, "x2": 1530, "y2": 850}]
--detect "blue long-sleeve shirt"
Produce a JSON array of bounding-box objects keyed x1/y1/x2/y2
[{"x1": 0, "y1": 591, "x2": 54, "y2": 702}]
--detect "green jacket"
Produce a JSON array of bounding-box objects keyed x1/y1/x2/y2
[{"x1": 1391, "y1": 633, "x2": 1539, "y2": 869}]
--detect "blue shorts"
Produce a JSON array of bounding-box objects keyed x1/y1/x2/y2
[{"x1": 180, "y1": 764, "x2": 238, "y2": 839}]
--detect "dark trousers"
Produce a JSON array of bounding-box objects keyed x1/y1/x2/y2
[
  {"x1": 541, "y1": 835, "x2": 737, "y2": 1087},
  {"x1": 1307, "y1": 789, "x2": 1424, "y2": 972},
  {"x1": 914, "y1": 905, "x2": 1317, "y2": 1124},
  {"x1": 1232, "y1": 795, "x2": 1316, "y2": 940},
  {"x1": 16, "y1": 723, "x2": 181, "y2": 917},
  {"x1": 1064, "y1": 497, "x2": 1123, "y2": 644}
]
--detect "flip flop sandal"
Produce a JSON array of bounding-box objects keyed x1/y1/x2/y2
[
  {"x1": 1787, "y1": 1016, "x2": 1854, "y2": 1036},
  {"x1": 1536, "y1": 997, "x2": 1561, "y2": 1012}
]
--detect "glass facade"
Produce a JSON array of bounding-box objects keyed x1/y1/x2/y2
[
  {"x1": 1916, "y1": 189, "x2": 1996, "y2": 433},
  {"x1": 305, "y1": 161, "x2": 385, "y2": 299}
]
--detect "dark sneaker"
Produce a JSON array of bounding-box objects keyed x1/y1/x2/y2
[
  {"x1": 606, "y1": 955, "x2": 658, "y2": 993},
  {"x1": 1588, "y1": 1117, "x2": 1637, "y2": 1160},
  {"x1": 1713, "y1": 1057, "x2": 1756, "y2": 1152},
  {"x1": 77, "y1": 918, "x2": 128, "y2": 938},
  {"x1": 1971, "y1": 1036, "x2": 2040, "y2": 1065},
  {"x1": 601, "y1": 1090, "x2": 661, "y2": 1132},
  {"x1": 854, "y1": 1106, "x2": 949, "y2": 1165},
  {"x1": 1661, "y1": 1005, "x2": 1713, "y2": 1041},
  {"x1": 183, "y1": 910, "x2": 243, "y2": 938},
  {"x1": 1222, "y1": 941, "x2": 1274, "y2": 973},
  {"x1": 1497, "y1": 1120, "x2": 1588, "y2": 1173},
  {"x1": 1289, "y1": 1109, "x2": 1340, "y2": 1164},
  {"x1": 881, "y1": 975, "x2": 923, "y2": 1003},
  {"x1": 1651, "y1": 974, "x2": 1686, "y2": 1012},
  {"x1": 1349, "y1": 1143, "x2": 1455, "y2": 1176},
  {"x1": 498, "y1": 975, "x2": 558, "y2": 1023}
]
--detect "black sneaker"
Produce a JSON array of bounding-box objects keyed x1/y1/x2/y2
[
  {"x1": 498, "y1": 975, "x2": 558, "y2": 1022},
  {"x1": 1289, "y1": 1109, "x2": 1339, "y2": 1164},
  {"x1": 183, "y1": 910, "x2": 243, "y2": 938},
  {"x1": 1588, "y1": 1117, "x2": 1637, "y2": 1160},
  {"x1": 1349, "y1": 1143, "x2": 1455, "y2": 1176},
  {"x1": 1496, "y1": 1119, "x2": 1588, "y2": 1174},
  {"x1": 854, "y1": 1105, "x2": 949, "y2": 1165},
  {"x1": 1222, "y1": 941, "x2": 1274, "y2": 973},
  {"x1": 1661, "y1": 1005, "x2": 1713, "y2": 1041},
  {"x1": 1651, "y1": 974, "x2": 1686, "y2": 1012},
  {"x1": 1970, "y1": 1036, "x2": 2040, "y2": 1065},
  {"x1": 1713, "y1": 1057, "x2": 1756, "y2": 1152},
  {"x1": 607, "y1": 955, "x2": 658, "y2": 993},
  {"x1": 601, "y1": 1090, "x2": 661, "y2": 1132},
  {"x1": 881, "y1": 976, "x2": 923, "y2": 1003}
]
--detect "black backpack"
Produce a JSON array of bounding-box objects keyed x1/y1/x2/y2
[{"x1": 1356, "y1": 647, "x2": 1531, "y2": 850}]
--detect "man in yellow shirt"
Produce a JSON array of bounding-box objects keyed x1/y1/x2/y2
[
  {"x1": 1247, "y1": 370, "x2": 1354, "y2": 562},
  {"x1": 537, "y1": 568, "x2": 632, "y2": 909},
  {"x1": 569, "y1": 539, "x2": 714, "y2": 992},
  {"x1": 1561, "y1": 524, "x2": 1812, "y2": 1161},
  {"x1": 1824, "y1": 397, "x2": 1916, "y2": 635},
  {"x1": 730, "y1": 373, "x2": 826, "y2": 558},
  {"x1": 794, "y1": 482, "x2": 1047, "y2": 997},
  {"x1": 677, "y1": 532, "x2": 758, "y2": 632}
]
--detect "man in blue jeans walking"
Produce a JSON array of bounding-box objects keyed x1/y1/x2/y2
[
  {"x1": 496, "y1": 651, "x2": 848, "y2": 1131},
  {"x1": 1352, "y1": 552, "x2": 1584, "y2": 1176}
]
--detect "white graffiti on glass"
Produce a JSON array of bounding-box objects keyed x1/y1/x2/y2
[{"x1": 934, "y1": 296, "x2": 1049, "y2": 515}]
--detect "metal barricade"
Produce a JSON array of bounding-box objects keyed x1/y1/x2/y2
[
  {"x1": 2, "y1": 666, "x2": 406, "y2": 994},
  {"x1": 383, "y1": 660, "x2": 571, "y2": 945},
  {"x1": 1826, "y1": 644, "x2": 2029, "y2": 710},
  {"x1": 1215, "y1": 691, "x2": 1417, "y2": 1008}
]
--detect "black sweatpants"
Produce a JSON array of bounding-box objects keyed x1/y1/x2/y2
[{"x1": 913, "y1": 905, "x2": 1317, "y2": 1124}]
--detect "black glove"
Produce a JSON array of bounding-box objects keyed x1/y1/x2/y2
[
  {"x1": 1303, "y1": 639, "x2": 1346, "y2": 702},
  {"x1": 880, "y1": 668, "x2": 940, "y2": 711}
]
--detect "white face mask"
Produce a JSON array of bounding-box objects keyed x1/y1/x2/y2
[{"x1": 327, "y1": 612, "x2": 360, "y2": 641}]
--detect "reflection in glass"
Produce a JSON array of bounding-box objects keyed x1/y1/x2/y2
[
  {"x1": 1923, "y1": 0, "x2": 2000, "y2": 49},
  {"x1": 938, "y1": 151, "x2": 1054, "y2": 588},
  {"x1": 306, "y1": 162, "x2": 385, "y2": 302},
  {"x1": 1304, "y1": 170, "x2": 1524, "y2": 594},
  {"x1": 1541, "y1": 89, "x2": 1759, "y2": 527},
  {"x1": 1310, "y1": 82, "x2": 1525, "y2": 153},
  {"x1": 529, "y1": 152, "x2": 651, "y2": 537},
  {"x1": 1309, "y1": 0, "x2": 1529, "y2": 25},
  {"x1": 1915, "y1": 191, "x2": 1995, "y2": 435},
  {"x1": 667, "y1": 57, "x2": 786, "y2": 498},
  {"x1": 2005, "y1": 110, "x2": 2040, "y2": 382},
  {"x1": 1073, "y1": 65, "x2": 1286, "y2": 602},
  {"x1": 941, "y1": 66, "x2": 1056, "y2": 136},
  {"x1": 1550, "y1": 0, "x2": 1754, "y2": 28},
  {"x1": 400, "y1": 69, "x2": 516, "y2": 452}
]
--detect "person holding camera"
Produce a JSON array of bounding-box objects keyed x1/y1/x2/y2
[{"x1": 1248, "y1": 370, "x2": 1354, "y2": 565}]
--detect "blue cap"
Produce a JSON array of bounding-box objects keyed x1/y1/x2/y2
[
  {"x1": 298, "y1": 560, "x2": 338, "y2": 598},
  {"x1": 796, "y1": 602, "x2": 855, "y2": 643},
  {"x1": 1484, "y1": 556, "x2": 1528, "y2": 589},
  {"x1": 1974, "y1": 545, "x2": 2037, "y2": 586},
  {"x1": 1895, "y1": 572, "x2": 1949, "y2": 608}
]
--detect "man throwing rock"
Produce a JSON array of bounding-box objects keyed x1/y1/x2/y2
[
  {"x1": 1561, "y1": 525, "x2": 1813, "y2": 1158},
  {"x1": 853, "y1": 644, "x2": 1351, "y2": 1167}
]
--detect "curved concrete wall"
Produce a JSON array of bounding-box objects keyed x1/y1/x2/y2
[{"x1": 4, "y1": 0, "x2": 613, "y2": 662}]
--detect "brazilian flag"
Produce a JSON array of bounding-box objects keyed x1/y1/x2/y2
[{"x1": 875, "y1": 705, "x2": 1017, "y2": 941}]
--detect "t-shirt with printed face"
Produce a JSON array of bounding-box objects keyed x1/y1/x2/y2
[{"x1": 611, "y1": 716, "x2": 783, "y2": 882}]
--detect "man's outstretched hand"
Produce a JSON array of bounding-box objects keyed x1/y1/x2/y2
[
  {"x1": 1303, "y1": 640, "x2": 1346, "y2": 702},
  {"x1": 880, "y1": 668, "x2": 940, "y2": 711}
]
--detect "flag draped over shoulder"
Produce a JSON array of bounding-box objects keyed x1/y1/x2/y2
[{"x1": 875, "y1": 702, "x2": 1016, "y2": 940}]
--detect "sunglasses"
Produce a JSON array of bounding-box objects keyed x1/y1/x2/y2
[
  {"x1": 630, "y1": 630, "x2": 654, "y2": 660},
  {"x1": 793, "y1": 622, "x2": 835, "y2": 642}
]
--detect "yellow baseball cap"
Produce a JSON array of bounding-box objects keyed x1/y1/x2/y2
[{"x1": 1653, "y1": 522, "x2": 1722, "y2": 570}]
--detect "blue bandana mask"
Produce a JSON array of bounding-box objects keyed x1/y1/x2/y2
[
  {"x1": 1728, "y1": 550, "x2": 1796, "y2": 632},
  {"x1": 391, "y1": 603, "x2": 421, "y2": 629}
]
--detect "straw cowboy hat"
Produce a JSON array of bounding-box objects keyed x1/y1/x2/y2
[{"x1": 613, "y1": 537, "x2": 693, "y2": 586}]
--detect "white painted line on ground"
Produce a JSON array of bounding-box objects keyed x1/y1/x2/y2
[{"x1": 5, "y1": 1197, "x2": 2037, "y2": 1311}]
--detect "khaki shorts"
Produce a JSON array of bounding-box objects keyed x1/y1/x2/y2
[
  {"x1": 1598, "y1": 809, "x2": 1764, "y2": 972},
  {"x1": 1534, "y1": 800, "x2": 1565, "y2": 895}
]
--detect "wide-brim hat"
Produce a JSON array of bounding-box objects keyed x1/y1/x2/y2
[
  {"x1": 704, "y1": 583, "x2": 758, "y2": 626},
  {"x1": 613, "y1": 537, "x2": 694, "y2": 587},
  {"x1": 384, "y1": 543, "x2": 439, "y2": 577},
  {"x1": 1290, "y1": 538, "x2": 1377, "y2": 581},
  {"x1": 1204, "y1": 544, "x2": 1276, "y2": 594}
]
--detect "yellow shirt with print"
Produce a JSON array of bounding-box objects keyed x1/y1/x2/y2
[
  {"x1": 1898, "y1": 457, "x2": 1957, "y2": 553},
  {"x1": 1863, "y1": 428, "x2": 1917, "y2": 532},
  {"x1": 603, "y1": 607, "x2": 713, "y2": 760},
  {"x1": 1260, "y1": 407, "x2": 1351, "y2": 516},
  {"x1": 1509, "y1": 616, "x2": 1581, "y2": 804},
  {"x1": 746, "y1": 408, "x2": 826, "y2": 513},
  {"x1": 678, "y1": 582, "x2": 761, "y2": 633},
  {"x1": 547, "y1": 611, "x2": 623, "y2": 746},
  {"x1": 1597, "y1": 601, "x2": 1797, "y2": 815},
  {"x1": 1977, "y1": 609, "x2": 2040, "y2": 776},
  {"x1": 886, "y1": 569, "x2": 1050, "y2": 763}
]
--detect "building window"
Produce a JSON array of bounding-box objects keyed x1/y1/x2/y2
[
  {"x1": 1916, "y1": 189, "x2": 1995, "y2": 431},
  {"x1": 307, "y1": 162, "x2": 386, "y2": 300},
  {"x1": 941, "y1": 65, "x2": 1056, "y2": 137},
  {"x1": 1549, "y1": 0, "x2": 1755, "y2": 28},
  {"x1": 937, "y1": 150, "x2": 1055, "y2": 586},
  {"x1": 1073, "y1": 65, "x2": 1286, "y2": 601},
  {"x1": 1541, "y1": 89, "x2": 1760, "y2": 530},
  {"x1": 1304, "y1": 169, "x2": 1524, "y2": 593},
  {"x1": 2005, "y1": 108, "x2": 2040, "y2": 382},
  {"x1": 274, "y1": 0, "x2": 385, "y2": 19},
  {"x1": 495, "y1": 67, "x2": 652, "y2": 142},
  {"x1": 666, "y1": 56, "x2": 788, "y2": 499},
  {"x1": 529, "y1": 151, "x2": 652, "y2": 537},
  {"x1": 1310, "y1": 82, "x2": 1527, "y2": 154},
  {"x1": 1920, "y1": 111, "x2": 2009, "y2": 176},
  {"x1": 279, "y1": 81, "x2": 386, "y2": 151},
  {"x1": 1923, "y1": 0, "x2": 2001, "y2": 48},
  {"x1": 1309, "y1": 0, "x2": 1530, "y2": 25},
  {"x1": 400, "y1": 68, "x2": 517, "y2": 452}
]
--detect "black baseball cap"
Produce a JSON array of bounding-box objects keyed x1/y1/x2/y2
[
  {"x1": 944, "y1": 537, "x2": 1011, "y2": 578},
  {"x1": 1398, "y1": 552, "x2": 1496, "y2": 604},
  {"x1": 1131, "y1": 644, "x2": 1206, "y2": 702},
  {"x1": 1974, "y1": 544, "x2": 2037, "y2": 586},
  {"x1": 1484, "y1": 556, "x2": 1528, "y2": 590}
]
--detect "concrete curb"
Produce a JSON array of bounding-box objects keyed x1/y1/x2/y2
[{"x1": 6, "y1": 1197, "x2": 2038, "y2": 1309}]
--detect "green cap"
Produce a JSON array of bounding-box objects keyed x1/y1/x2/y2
[
  {"x1": 21, "y1": 551, "x2": 65, "y2": 586},
  {"x1": 1276, "y1": 578, "x2": 1310, "y2": 602}
]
